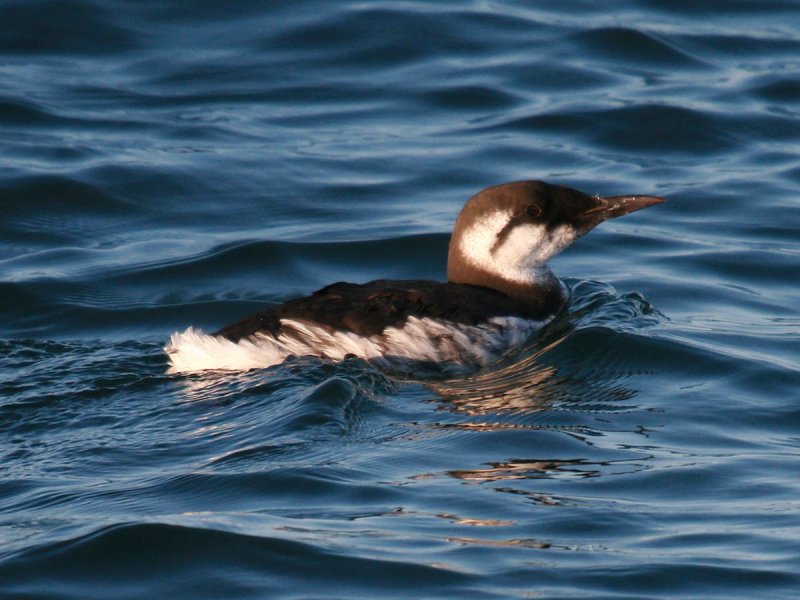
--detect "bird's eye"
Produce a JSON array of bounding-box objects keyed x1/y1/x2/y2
[{"x1": 526, "y1": 204, "x2": 542, "y2": 218}]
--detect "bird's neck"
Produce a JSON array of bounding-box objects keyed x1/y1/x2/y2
[
  {"x1": 448, "y1": 258, "x2": 565, "y2": 317},
  {"x1": 446, "y1": 211, "x2": 570, "y2": 317}
]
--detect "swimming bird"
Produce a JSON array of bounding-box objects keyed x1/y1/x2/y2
[{"x1": 166, "y1": 180, "x2": 664, "y2": 375}]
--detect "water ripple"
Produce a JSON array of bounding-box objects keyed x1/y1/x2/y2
[{"x1": 1, "y1": 0, "x2": 799, "y2": 597}]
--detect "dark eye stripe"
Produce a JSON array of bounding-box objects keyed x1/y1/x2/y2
[{"x1": 490, "y1": 213, "x2": 524, "y2": 256}]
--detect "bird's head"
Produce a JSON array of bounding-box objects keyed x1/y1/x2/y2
[{"x1": 447, "y1": 180, "x2": 665, "y2": 288}]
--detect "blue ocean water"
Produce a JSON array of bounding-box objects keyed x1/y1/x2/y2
[{"x1": 1, "y1": 0, "x2": 799, "y2": 597}]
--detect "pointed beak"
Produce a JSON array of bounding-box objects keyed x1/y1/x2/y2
[{"x1": 590, "y1": 194, "x2": 666, "y2": 220}]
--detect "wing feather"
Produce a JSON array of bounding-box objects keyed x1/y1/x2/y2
[{"x1": 213, "y1": 279, "x2": 545, "y2": 342}]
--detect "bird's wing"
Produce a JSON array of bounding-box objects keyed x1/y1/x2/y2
[{"x1": 213, "y1": 279, "x2": 535, "y2": 342}]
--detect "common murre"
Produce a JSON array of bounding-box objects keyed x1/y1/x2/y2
[{"x1": 166, "y1": 180, "x2": 664, "y2": 375}]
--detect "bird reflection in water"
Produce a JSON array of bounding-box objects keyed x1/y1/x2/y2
[
  {"x1": 428, "y1": 318, "x2": 641, "y2": 420},
  {"x1": 449, "y1": 458, "x2": 601, "y2": 483},
  {"x1": 428, "y1": 334, "x2": 564, "y2": 415}
]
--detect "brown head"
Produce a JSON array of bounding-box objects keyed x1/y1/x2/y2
[{"x1": 447, "y1": 180, "x2": 665, "y2": 304}]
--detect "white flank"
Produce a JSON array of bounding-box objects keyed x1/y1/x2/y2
[{"x1": 165, "y1": 316, "x2": 547, "y2": 375}]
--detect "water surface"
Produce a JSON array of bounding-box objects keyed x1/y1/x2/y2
[{"x1": 1, "y1": 1, "x2": 799, "y2": 598}]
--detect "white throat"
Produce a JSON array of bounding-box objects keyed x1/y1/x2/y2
[{"x1": 457, "y1": 210, "x2": 576, "y2": 285}]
